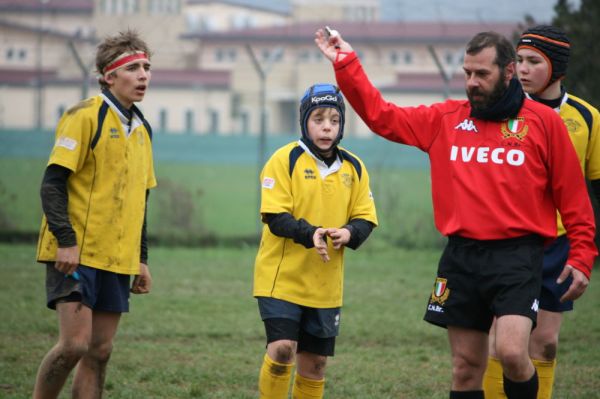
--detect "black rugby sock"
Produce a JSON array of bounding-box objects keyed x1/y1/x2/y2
[
  {"x1": 503, "y1": 370, "x2": 538, "y2": 399},
  {"x1": 449, "y1": 390, "x2": 484, "y2": 398}
]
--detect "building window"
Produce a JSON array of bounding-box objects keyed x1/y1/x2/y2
[
  {"x1": 228, "y1": 48, "x2": 237, "y2": 62},
  {"x1": 231, "y1": 13, "x2": 250, "y2": 29},
  {"x1": 184, "y1": 109, "x2": 194, "y2": 134},
  {"x1": 148, "y1": 0, "x2": 180, "y2": 15},
  {"x1": 239, "y1": 111, "x2": 249, "y2": 135},
  {"x1": 186, "y1": 13, "x2": 200, "y2": 31},
  {"x1": 344, "y1": 6, "x2": 376, "y2": 22},
  {"x1": 200, "y1": 16, "x2": 217, "y2": 32},
  {"x1": 150, "y1": 0, "x2": 181, "y2": 15},
  {"x1": 215, "y1": 48, "x2": 224, "y2": 62},
  {"x1": 215, "y1": 48, "x2": 237, "y2": 63},
  {"x1": 261, "y1": 49, "x2": 271, "y2": 61},
  {"x1": 207, "y1": 109, "x2": 219, "y2": 134},
  {"x1": 297, "y1": 49, "x2": 309, "y2": 62},
  {"x1": 57, "y1": 105, "x2": 66, "y2": 120},
  {"x1": 5, "y1": 48, "x2": 14, "y2": 60},
  {"x1": 122, "y1": 0, "x2": 139, "y2": 14},
  {"x1": 445, "y1": 50, "x2": 461, "y2": 65},
  {"x1": 147, "y1": 0, "x2": 156, "y2": 14},
  {"x1": 158, "y1": 108, "x2": 168, "y2": 132}
]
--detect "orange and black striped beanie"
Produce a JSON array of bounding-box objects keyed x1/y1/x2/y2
[{"x1": 517, "y1": 25, "x2": 570, "y2": 86}]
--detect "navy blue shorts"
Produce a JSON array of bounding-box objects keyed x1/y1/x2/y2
[
  {"x1": 45, "y1": 263, "x2": 131, "y2": 313},
  {"x1": 424, "y1": 235, "x2": 544, "y2": 332},
  {"x1": 540, "y1": 235, "x2": 573, "y2": 312},
  {"x1": 257, "y1": 297, "x2": 341, "y2": 356}
]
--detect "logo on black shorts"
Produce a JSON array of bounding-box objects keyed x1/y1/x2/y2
[{"x1": 430, "y1": 277, "x2": 450, "y2": 305}]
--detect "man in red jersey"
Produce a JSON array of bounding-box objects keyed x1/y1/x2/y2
[{"x1": 315, "y1": 29, "x2": 596, "y2": 399}]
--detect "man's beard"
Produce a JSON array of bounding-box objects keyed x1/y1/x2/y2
[{"x1": 467, "y1": 75, "x2": 507, "y2": 112}]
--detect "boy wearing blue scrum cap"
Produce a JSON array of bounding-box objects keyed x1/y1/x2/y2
[{"x1": 253, "y1": 83, "x2": 378, "y2": 399}]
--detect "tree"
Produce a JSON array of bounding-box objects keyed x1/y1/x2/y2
[{"x1": 552, "y1": 0, "x2": 600, "y2": 107}]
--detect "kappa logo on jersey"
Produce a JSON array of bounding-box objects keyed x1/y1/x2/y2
[
  {"x1": 304, "y1": 168, "x2": 316, "y2": 180},
  {"x1": 454, "y1": 118, "x2": 478, "y2": 133},
  {"x1": 450, "y1": 145, "x2": 525, "y2": 166},
  {"x1": 501, "y1": 117, "x2": 528, "y2": 141},
  {"x1": 262, "y1": 176, "x2": 275, "y2": 189},
  {"x1": 531, "y1": 298, "x2": 539, "y2": 313},
  {"x1": 55, "y1": 136, "x2": 78, "y2": 151},
  {"x1": 564, "y1": 118, "x2": 581, "y2": 133},
  {"x1": 110, "y1": 127, "x2": 120, "y2": 138},
  {"x1": 430, "y1": 277, "x2": 450, "y2": 305}
]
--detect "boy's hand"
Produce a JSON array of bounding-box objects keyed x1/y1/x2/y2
[
  {"x1": 131, "y1": 263, "x2": 152, "y2": 294},
  {"x1": 55, "y1": 245, "x2": 80, "y2": 275},
  {"x1": 313, "y1": 227, "x2": 330, "y2": 262},
  {"x1": 327, "y1": 228, "x2": 351, "y2": 249},
  {"x1": 557, "y1": 264, "x2": 589, "y2": 302}
]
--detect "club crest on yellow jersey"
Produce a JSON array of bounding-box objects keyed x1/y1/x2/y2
[
  {"x1": 341, "y1": 173, "x2": 353, "y2": 188},
  {"x1": 563, "y1": 118, "x2": 581, "y2": 133}
]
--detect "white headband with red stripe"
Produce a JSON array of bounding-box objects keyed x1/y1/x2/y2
[{"x1": 103, "y1": 51, "x2": 150, "y2": 78}]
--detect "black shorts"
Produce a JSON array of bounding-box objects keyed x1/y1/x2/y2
[
  {"x1": 46, "y1": 263, "x2": 131, "y2": 312},
  {"x1": 540, "y1": 235, "x2": 573, "y2": 312},
  {"x1": 424, "y1": 235, "x2": 544, "y2": 332},
  {"x1": 257, "y1": 297, "x2": 340, "y2": 356}
]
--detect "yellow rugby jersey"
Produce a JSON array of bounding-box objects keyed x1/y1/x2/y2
[
  {"x1": 253, "y1": 141, "x2": 378, "y2": 308},
  {"x1": 555, "y1": 93, "x2": 600, "y2": 236},
  {"x1": 37, "y1": 93, "x2": 157, "y2": 275}
]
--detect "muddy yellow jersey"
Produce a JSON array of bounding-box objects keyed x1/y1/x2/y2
[
  {"x1": 253, "y1": 141, "x2": 378, "y2": 308},
  {"x1": 556, "y1": 93, "x2": 600, "y2": 236},
  {"x1": 37, "y1": 93, "x2": 157, "y2": 275}
]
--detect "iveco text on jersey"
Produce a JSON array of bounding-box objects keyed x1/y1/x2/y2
[{"x1": 450, "y1": 145, "x2": 525, "y2": 166}]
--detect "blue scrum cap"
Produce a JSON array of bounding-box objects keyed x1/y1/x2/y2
[{"x1": 299, "y1": 83, "x2": 345, "y2": 143}]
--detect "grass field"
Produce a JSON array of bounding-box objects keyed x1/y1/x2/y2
[{"x1": 1, "y1": 243, "x2": 600, "y2": 398}]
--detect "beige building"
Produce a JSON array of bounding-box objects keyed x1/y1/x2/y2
[
  {"x1": 184, "y1": 19, "x2": 517, "y2": 136},
  {"x1": 0, "y1": 0, "x2": 519, "y2": 136}
]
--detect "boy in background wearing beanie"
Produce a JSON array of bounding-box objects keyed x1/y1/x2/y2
[
  {"x1": 484, "y1": 25, "x2": 600, "y2": 399},
  {"x1": 253, "y1": 83, "x2": 378, "y2": 399}
]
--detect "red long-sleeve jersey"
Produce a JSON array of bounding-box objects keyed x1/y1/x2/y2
[{"x1": 335, "y1": 52, "x2": 597, "y2": 277}]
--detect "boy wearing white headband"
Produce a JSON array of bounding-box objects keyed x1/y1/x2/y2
[{"x1": 34, "y1": 30, "x2": 156, "y2": 398}]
